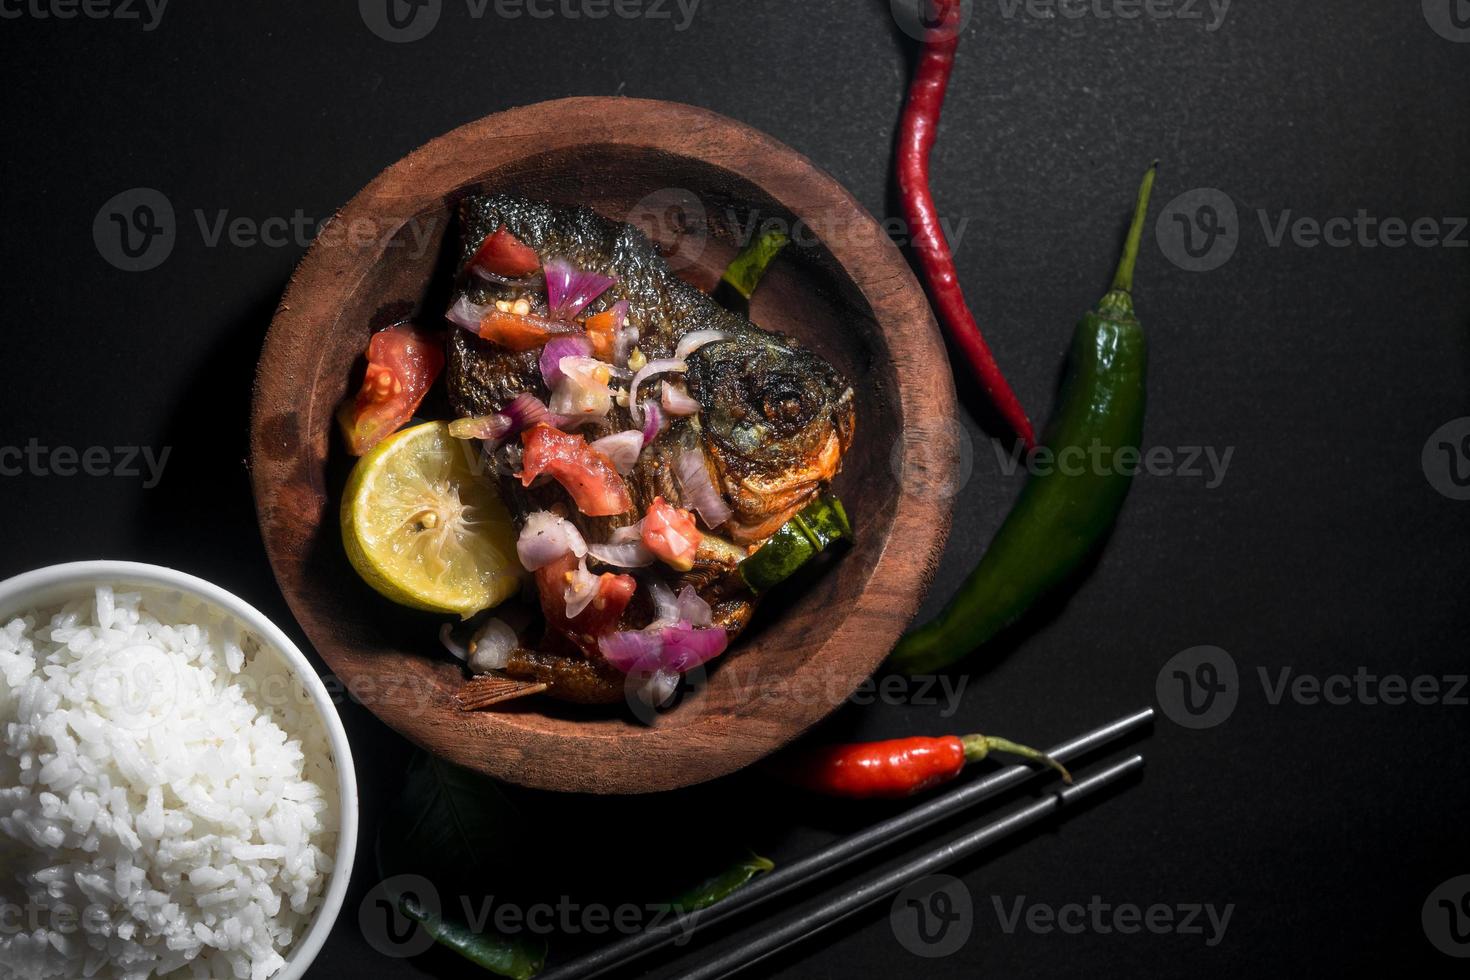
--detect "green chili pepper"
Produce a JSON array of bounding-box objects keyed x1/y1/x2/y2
[
  {"x1": 399, "y1": 894, "x2": 547, "y2": 980},
  {"x1": 659, "y1": 853, "x2": 776, "y2": 915},
  {"x1": 740, "y1": 495, "x2": 852, "y2": 594},
  {"x1": 713, "y1": 230, "x2": 790, "y2": 315},
  {"x1": 889, "y1": 164, "x2": 1157, "y2": 675}
]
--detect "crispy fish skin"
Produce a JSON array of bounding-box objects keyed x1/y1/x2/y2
[{"x1": 446, "y1": 194, "x2": 854, "y2": 700}]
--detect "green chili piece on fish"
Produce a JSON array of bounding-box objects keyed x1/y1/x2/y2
[
  {"x1": 712, "y1": 229, "x2": 790, "y2": 314},
  {"x1": 740, "y1": 495, "x2": 852, "y2": 594}
]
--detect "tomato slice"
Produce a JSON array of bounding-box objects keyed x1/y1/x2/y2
[
  {"x1": 582, "y1": 306, "x2": 620, "y2": 360},
  {"x1": 643, "y1": 496, "x2": 702, "y2": 572},
  {"x1": 534, "y1": 552, "x2": 636, "y2": 651},
  {"x1": 337, "y1": 324, "x2": 444, "y2": 456},
  {"x1": 468, "y1": 227, "x2": 540, "y2": 279},
  {"x1": 477, "y1": 309, "x2": 580, "y2": 351},
  {"x1": 519, "y1": 424, "x2": 633, "y2": 517}
]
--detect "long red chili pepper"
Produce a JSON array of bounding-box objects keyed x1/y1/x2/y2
[
  {"x1": 778, "y1": 733, "x2": 1071, "y2": 800},
  {"x1": 898, "y1": 0, "x2": 1037, "y2": 449}
]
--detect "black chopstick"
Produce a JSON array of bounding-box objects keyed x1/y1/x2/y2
[
  {"x1": 537, "y1": 707, "x2": 1154, "y2": 980},
  {"x1": 679, "y1": 754, "x2": 1147, "y2": 980}
]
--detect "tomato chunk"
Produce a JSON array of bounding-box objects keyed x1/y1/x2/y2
[
  {"x1": 643, "y1": 496, "x2": 702, "y2": 572},
  {"x1": 477, "y1": 309, "x2": 580, "y2": 351},
  {"x1": 582, "y1": 306, "x2": 620, "y2": 361},
  {"x1": 535, "y1": 552, "x2": 637, "y2": 651},
  {"x1": 337, "y1": 324, "x2": 444, "y2": 456},
  {"x1": 468, "y1": 227, "x2": 540, "y2": 279},
  {"x1": 520, "y1": 424, "x2": 632, "y2": 517}
]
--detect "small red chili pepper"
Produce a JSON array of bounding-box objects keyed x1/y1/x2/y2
[
  {"x1": 897, "y1": 0, "x2": 1036, "y2": 450},
  {"x1": 778, "y1": 733, "x2": 1071, "y2": 799}
]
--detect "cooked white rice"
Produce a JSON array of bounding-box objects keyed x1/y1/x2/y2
[{"x1": 0, "y1": 586, "x2": 338, "y2": 980}]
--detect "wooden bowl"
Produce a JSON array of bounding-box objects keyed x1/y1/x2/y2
[{"x1": 250, "y1": 97, "x2": 957, "y2": 794}]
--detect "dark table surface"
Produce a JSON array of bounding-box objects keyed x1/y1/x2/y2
[{"x1": 4, "y1": 0, "x2": 1469, "y2": 976}]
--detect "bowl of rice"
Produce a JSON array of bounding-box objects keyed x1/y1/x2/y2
[{"x1": 0, "y1": 561, "x2": 358, "y2": 980}]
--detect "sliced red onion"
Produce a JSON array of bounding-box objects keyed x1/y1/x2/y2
[
  {"x1": 640, "y1": 399, "x2": 665, "y2": 446},
  {"x1": 628, "y1": 359, "x2": 687, "y2": 428},
  {"x1": 676, "y1": 450, "x2": 733, "y2": 528},
  {"x1": 587, "y1": 539, "x2": 655, "y2": 568},
  {"x1": 447, "y1": 295, "x2": 491, "y2": 334},
  {"x1": 449, "y1": 392, "x2": 560, "y2": 444},
  {"x1": 661, "y1": 622, "x2": 728, "y2": 673},
  {"x1": 612, "y1": 311, "x2": 637, "y2": 368},
  {"x1": 674, "y1": 329, "x2": 731, "y2": 362},
  {"x1": 439, "y1": 623, "x2": 468, "y2": 662},
  {"x1": 517, "y1": 511, "x2": 587, "y2": 571},
  {"x1": 540, "y1": 335, "x2": 593, "y2": 388},
  {"x1": 675, "y1": 585, "x2": 713, "y2": 628},
  {"x1": 550, "y1": 358, "x2": 613, "y2": 421},
  {"x1": 636, "y1": 669, "x2": 680, "y2": 709},
  {"x1": 564, "y1": 559, "x2": 601, "y2": 618},
  {"x1": 589, "y1": 430, "x2": 644, "y2": 475},
  {"x1": 610, "y1": 520, "x2": 645, "y2": 544},
  {"x1": 468, "y1": 618, "x2": 517, "y2": 674},
  {"x1": 662, "y1": 381, "x2": 700, "y2": 416},
  {"x1": 648, "y1": 579, "x2": 681, "y2": 625},
  {"x1": 544, "y1": 258, "x2": 617, "y2": 321},
  {"x1": 587, "y1": 519, "x2": 652, "y2": 567},
  {"x1": 600, "y1": 619, "x2": 725, "y2": 676},
  {"x1": 598, "y1": 630, "x2": 664, "y2": 673}
]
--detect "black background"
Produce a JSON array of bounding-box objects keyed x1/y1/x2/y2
[{"x1": 3, "y1": 0, "x2": 1469, "y2": 976}]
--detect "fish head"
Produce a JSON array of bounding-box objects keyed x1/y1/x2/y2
[{"x1": 687, "y1": 332, "x2": 855, "y2": 544}]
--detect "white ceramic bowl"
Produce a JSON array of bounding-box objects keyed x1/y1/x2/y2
[{"x1": 0, "y1": 560, "x2": 359, "y2": 980}]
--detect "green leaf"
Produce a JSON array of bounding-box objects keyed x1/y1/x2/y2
[{"x1": 377, "y1": 752, "x2": 523, "y2": 886}]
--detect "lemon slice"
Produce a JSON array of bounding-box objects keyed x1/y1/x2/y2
[{"x1": 341, "y1": 421, "x2": 521, "y2": 618}]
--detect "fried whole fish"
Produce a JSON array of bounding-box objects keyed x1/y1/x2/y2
[{"x1": 447, "y1": 194, "x2": 855, "y2": 702}]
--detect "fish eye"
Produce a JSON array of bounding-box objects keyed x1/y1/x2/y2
[{"x1": 756, "y1": 376, "x2": 816, "y2": 432}]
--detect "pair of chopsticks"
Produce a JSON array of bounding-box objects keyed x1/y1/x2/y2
[{"x1": 537, "y1": 707, "x2": 1154, "y2": 980}]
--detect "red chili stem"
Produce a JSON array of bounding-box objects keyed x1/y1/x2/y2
[{"x1": 898, "y1": 0, "x2": 1037, "y2": 450}]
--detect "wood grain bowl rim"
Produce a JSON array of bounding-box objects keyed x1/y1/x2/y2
[{"x1": 250, "y1": 97, "x2": 957, "y2": 794}]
